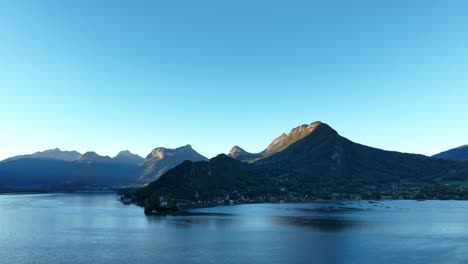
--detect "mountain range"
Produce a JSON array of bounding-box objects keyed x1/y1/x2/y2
[
  {"x1": 2, "y1": 148, "x2": 82, "y2": 163},
  {"x1": 135, "y1": 121, "x2": 468, "y2": 207},
  {"x1": 1, "y1": 121, "x2": 467, "y2": 196},
  {"x1": 1, "y1": 149, "x2": 145, "y2": 165},
  {"x1": 0, "y1": 146, "x2": 207, "y2": 191}
]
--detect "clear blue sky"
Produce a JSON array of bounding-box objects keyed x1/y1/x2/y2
[{"x1": 1, "y1": 0, "x2": 467, "y2": 160}]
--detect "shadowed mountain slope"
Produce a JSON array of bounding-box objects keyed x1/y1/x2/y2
[
  {"x1": 259, "y1": 123, "x2": 467, "y2": 189},
  {"x1": 0, "y1": 145, "x2": 208, "y2": 191},
  {"x1": 113, "y1": 150, "x2": 144, "y2": 165},
  {"x1": 139, "y1": 145, "x2": 208, "y2": 182},
  {"x1": 228, "y1": 121, "x2": 323, "y2": 162},
  {"x1": 135, "y1": 154, "x2": 258, "y2": 201},
  {"x1": 0, "y1": 158, "x2": 140, "y2": 190},
  {"x1": 77, "y1": 152, "x2": 114, "y2": 164},
  {"x1": 2, "y1": 148, "x2": 81, "y2": 162},
  {"x1": 433, "y1": 145, "x2": 468, "y2": 161},
  {"x1": 136, "y1": 122, "x2": 468, "y2": 205}
]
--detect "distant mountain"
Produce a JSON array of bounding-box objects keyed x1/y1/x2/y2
[
  {"x1": 227, "y1": 146, "x2": 262, "y2": 162},
  {"x1": 0, "y1": 145, "x2": 207, "y2": 191},
  {"x1": 62, "y1": 150, "x2": 143, "y2": 165},
  {"x1": 433, "y1": 145, "x2": 468, "y2": 161},
  {"x1": 135, "y1": 121, "x2": 468, "y2": 210},
  {"x1": 76, "y1": 152, "x2": 114, "y2": 164},
  {"x1": 0, "y1": 158, "x2": 140, "y2": 190},
  {"x1": 0, "y1": 150, "x2": 138, "y2": 190},
  {"x1": 113, "y1": 150, "x2": 144, "y2": 165},
  {"x1": 140, "y1": 145, "x2": 208, "y2": 182},
  {"x1": 228, "y1": 121, "x2": 322, "y2": 162},
  {"x1": 2, "y1": 148, "x2": 81, "y2": 162}
]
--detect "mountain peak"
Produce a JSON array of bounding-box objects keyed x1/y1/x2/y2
[
  {"x1": 78, "y1": 152, "x2": 113, "y2": 163},
  {"x1": 80, "y1": 151, "x2": 101, "y2": 159},
  {"x1": 141, "y1": 145, "x2": 208, "y2": 182},
  {"x1": 212, "y1": 153, "x2": 231, "y2": 160},
  {"x1": 227, "y1": 145, "x2": 263, "y2": 162},
  {"x1": 116, "y1": 150, "x2": 134, "y2": 157},
  {"x1": 148, "y1": 148, "x2": 168, "y2": 159},
  {"x1": 82, "y1": 151, "x2": 98, "y2": 156},
  {"x1": 210, "y1": 153, "x2": 240, "y2": 164},
  {"x1": 264, "y1": 121, "x2": 325, "y2": 157},
  {"x1": 226, "y1": 121, "x2": 334, "y2": 163},
  {"x1": 148, "y1": 145, "x2": 196, "y2": 160},
  {"x1": 114, "y1": 150, "x2": 144, "y2": 165},
  {"x1": 229, "y1": 145, "x2": 246, "y2": 156},
  {"x1": 289, "y1": 121, "x2": 323, "y2": 135}
]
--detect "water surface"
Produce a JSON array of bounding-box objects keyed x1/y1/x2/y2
[{"x1": 1, "y1": 193, "x2": 467, "y2": 264}]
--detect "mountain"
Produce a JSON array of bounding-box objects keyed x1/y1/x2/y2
[
  {"x1": 228, "y1": 121, "x2": 323, "y2": 162},
  {"x1": 0, "y1": 158, "x2": 140, "y2": 190},
  {"x1": 135, "y1": 121, "x2": 468, "y2": 210},
  {"x1": 2, "y1": 148, "x2": 81, "y2": 162},
  {"x1": 2, "y1": 123, "x2": 467, "y2": 195},
  {"x1": 76, "y1": 150, "x2": 144, "y2": 165},
  {"x1": 433, "y1": 145, "x2": 468, "y2": 161},
  {"x1": 134, "y1": 154, "x2": 258, "y2": 202},
  {"x1": 227, "y1": 146, "x2": 263, "y2": 162},
  {"x1": 0, "y1": 150, "x2": 140, "y2": 190},
  {"x1": 140, "y1": 145, "x2": 208, "y2": 182},
  {"x1": 263, "y1": 121, "x2": 322, "y2": 157},
  {"x1": 76, "y1": 152, "x2": 114, "y2": 164},
  {"x1": 113, "y1": 150, "x2": 144, "y2": 165},
  {"x1": 3, "y1": 149, "x2": 144, "y2": 165},
  {"x1": 0, "y1": 145, "x2": 207, "y2": 191},
  {"x1": 257, "y1": 123, "x2": 467, "y2": 187}
]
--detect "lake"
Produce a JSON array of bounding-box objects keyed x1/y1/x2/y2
[{"x1": 1, "y1": 193, "x2": 467, "y2": 264}]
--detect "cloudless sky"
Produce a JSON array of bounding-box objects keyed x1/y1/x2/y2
[{"x1": 1, "y1": 0, "x2": 467, "y2": 160}]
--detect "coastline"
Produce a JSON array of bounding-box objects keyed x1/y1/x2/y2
[
  {"x1": 124, "y1": 197, "x2": 462, "y2": 216},
  {"x1": 0, "y1": 189, "x2": 118, "y2": 195}
]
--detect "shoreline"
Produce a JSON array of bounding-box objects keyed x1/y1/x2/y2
[
  {"x1": 0, "y1": 189, "x2": 118, "y2": 195},
  {"x1": 138, "y1": 198, "x2": 465, "y2": 216}
]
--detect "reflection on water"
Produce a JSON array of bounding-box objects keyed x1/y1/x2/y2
[
  {"x1": 146, "y1": 214, "x2": 237, "y2": 229},
  {"x1": 272, "y1": 216, "x2": 359, "y2": 232},
  {"x1": 1, "y1": 193, "x2": 468, "y2": 264},
  {"x1": 147, "y1": 214, "x2": 360, "y2": 232}
]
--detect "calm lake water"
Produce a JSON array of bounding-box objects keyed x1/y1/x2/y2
[{"x1": 1, "y1": 193, "x2": 468, "y2": 264}]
